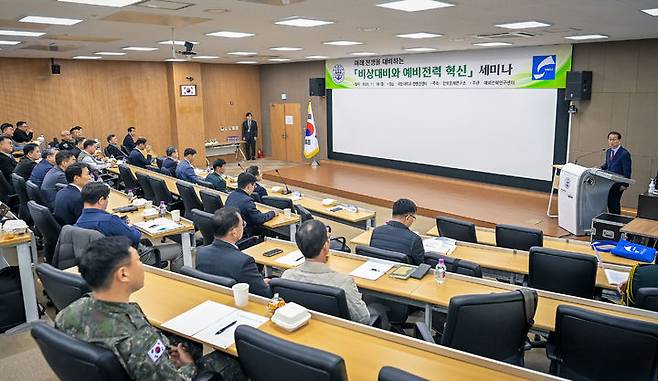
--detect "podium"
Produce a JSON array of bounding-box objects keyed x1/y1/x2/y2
[{"x1": 558, "y1": 163, "x2": 635, "y2": 235}]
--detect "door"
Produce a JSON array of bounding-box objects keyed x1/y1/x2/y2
[
  {"x1": 270, "y1": 103, "x2": 287, "y2": 160},
  {"x1": 269, "y1": 103, "x2": 303, "y2": 162}
]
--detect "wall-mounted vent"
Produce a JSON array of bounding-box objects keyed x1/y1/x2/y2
[
  {"x1": 135, "y1": 0, "x2": 194, "y2": 11},
  {"x1": 474, "y1": 31, "x2": 535, "y2": 39}
]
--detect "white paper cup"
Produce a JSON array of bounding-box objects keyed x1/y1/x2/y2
[
  {"x1": 171, "y1": 210, "x2": 181, "y2": 222},
  {"x1": 232, "y1": 283, "x2": 250, "y2": 307},
  {"x1": 283, "y1": 208, "x2": 292, "y2": 217}
]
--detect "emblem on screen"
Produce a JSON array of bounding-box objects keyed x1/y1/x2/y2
[
  {"x1": 532, "y1": 55, "x2": 556, "y2": 80},
  {"x1": 331, "y1": 64, "x2": 345, "y2": 84}
]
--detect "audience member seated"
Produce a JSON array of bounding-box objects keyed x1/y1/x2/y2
[
  {"x1": 196, "y1": 207, "x2": 272, "y2": 297},
  {"x1": 13, "y1": 121, "x2": 33, "y2": 144},
  {"x1": 127, "y1": 137, "x2": 153, "y2": 168},
  {"x1": 123, "y1": 126, "x2": 136, "y2": 153},
  {"x1": 246, "y1": 165, "x2": 268, "y2": 201},
  {"x1": 30, "y1": 147, "x2": 58, "y2": 187},
  {"x1": 370, "y1": 198, "x2": 425, "y2": 265},
  {"x1": 57, "y1": 130, "x2": 75, "y2": 151},
  {"x1": 54, "y1": 163, "x2": 92, "y2": 226},
  {"x1": 176, "y1": 148, "x2": 199, "y2": 184},
  {"x1": 0, "y1": 123, "x2": 18, "y2": 150},
  {"x1": 225, "y1": 173, "x2": 277, "y2": 237},
  {"x1": 42, "y1": 150, "x2": 76, "y2": 206},
  {"x1": 281, "y1": 220, "x2": 372, "y2": 325},
  {"x1": 161, "y1": 146, "x2": 179, "y2": 176},
  {"x1": 70, "y1": 125, "x2": 84, "y2": 140},
  {"x1": 0, "y1": 136, "x2": 16, "y2": 185},
  {"x1": 76, "y1": 182, "x2": 184, "y2": 272},
  {"x1": 70, "y1": 138, "x2": 84, "y2": 158},
  {"x1": 13, "y1": 143, "x2": 40, "y2": 180},
  {"x1": 55, "y1": 237, "x2": 246, "y2": 381},
  {"x1": 105, "y1": 134, "x2": 128, "y2": 159},
  {"x1": 78, "y1": 139, "x2": 108, "y2": 175},
  {"x1": 204, "y1": 159, "x2": 227, "y2": 192}
]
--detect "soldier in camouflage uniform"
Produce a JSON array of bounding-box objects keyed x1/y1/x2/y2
[{"x1": 55, "y1": 236, "x2": 246, "y2": 381}]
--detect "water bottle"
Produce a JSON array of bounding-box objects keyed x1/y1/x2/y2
[
  {"x1": 127, "y1": 189, "x2": 134, "y2": 201},
  {"x1": 159, "y1": 201, "x2": 167, "y2": 218},
  {"x1": 649, "y1": 179, "x2": 656, "y2": 195},
  {"x1": 435, "y1": 258, "x2": 446, "y2": 284}
]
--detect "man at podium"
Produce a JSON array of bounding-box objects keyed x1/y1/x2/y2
[{"x1": 601, "y1": 131, "x2": 632, "y2": 214}]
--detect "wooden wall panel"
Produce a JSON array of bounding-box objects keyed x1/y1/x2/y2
[{"x1": 168, "y1": 62, "x2": 206, "y2": 158}]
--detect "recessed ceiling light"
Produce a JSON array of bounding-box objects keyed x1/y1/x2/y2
[
  {"x1": 194, "y1": 55, "x2": 219, "y2": 59},
  {"x1": 0, "y1": 40, "x2": 22, "y2": 45},
  {"x1": 376, "y1": 0, "x2": 454, "y2": 12},
  {"x1": 358, "y1": 26, "x2": 382, "y2": 32},
  {"x1": 164, "y1": 58, "x2": 186, "y2": 62},
  {"x1": 158, "y1": 40, "x2": 198, "y2": 45},
  {"x1": 73, "y1": 56, "x2": 102, "y2": 59},
  {"x1": 350, "y1": 52, "x2": 377, "y2": 56},
  {"x1": 203, "y1": 8, "x2": 230, "y2": 14},
  {"x1": 564, "y1": 34, "x2": 608, "y2": 40},
  {"x1": 95, "y1": 51, "x2": 126, "y2": 56},
  {"x1": 237, "y1": 61, "x2": 258, "y2": 64},
  {"x1": 274, "y1": 17, "x2": 334, "y2": 28},
  {"x1": 404, "y1": 47, "x2": 437, "y2": 52},
  {"x1": 122, "y1": 46, "x2": 158, "y2": 51},
  {"x1": 227, "y1": 51, "x2": 257, "y2": 56},
  {"x1": 473, "y1": 42, "x2": 512, "y2": 47},
  {"x1": 641, "y1": 8, "x2": 658, "y2": 16},
  {"x1": 0, "y1": 30, "x2": 45, "y2": 37},
  {"x1": 269, "y1": 47, "x2": 303, "y2": 51},
  {"x1": 19, "y1": 16, "x2": 83, "y2": 26},
  {"x1": 305, "y1": 55, "x2": 329, "y2": 59},
  {"x1": 323, "y1": 40, "x2": 363, "y2": 46},
  {"x1": 269, "y1": 58, "x2": 291, "y2": 62},
  {"x1": 396, "y1": 32, "x2": 442, "y2": 39},
  {"x1": 495, "y1": 21, "x2": 551, "y2": 29},
  {"x1": 57, "y1": 0, "x2": 141, "y2": 7},
  {"x1": 206, "y1": 31, "x2": 255, "y2": 38}
]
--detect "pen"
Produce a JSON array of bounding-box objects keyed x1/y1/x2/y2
[
  {"x1": 370, "y1": 268, "x2": 381, "y2": 272},
  {"x1": 215, "y1": 320, "x2": 237, "y2": 335},
  {"x1": 295, "y1": 256, "x2": 304, "y2": 262}
]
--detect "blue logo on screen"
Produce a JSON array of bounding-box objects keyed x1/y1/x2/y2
[{"x1": 532, "y1": 55, "x2": 556, "y2": 80}]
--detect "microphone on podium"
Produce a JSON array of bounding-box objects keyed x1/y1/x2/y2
[
  {"x1": 237, "y1": 162, "x2": 246, "y2": 172},
  {"x1": 574, "y1": 148, "x2": 606, "y2": 164},
  {"x1": 275, "y1": 169, "x2": 292, "y2": 195}
]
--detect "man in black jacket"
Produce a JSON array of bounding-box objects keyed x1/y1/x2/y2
[
  {"x1": 196, "y1": 207, "x2": 272, "y2": 297},
  {"x1": 105, "y1": 134, "x2": 128, "y2": 159},
  {"x1": 123, "y1": 126, "x2": 137, "y2": 153},
  {"x1": 0, "y1": 136, "x2": 16, "y2": 186},
  {"x1": 13, "y1": 121, "x2": 33, "y2": 144},
  {"x1": 241, "y1": 112, "x2": 257, "y2": 160},
  {"x1": 13, "y1": 143, "x2": 40, "y2": 180},
  {"x1": 225, "y1": 173, "x2": 277, "y2": 237},
  {"x1": 370, "y1": 198, "x2": 425, "y2": 265}
]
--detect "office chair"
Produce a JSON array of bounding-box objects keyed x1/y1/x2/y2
[
  {"x1": 355, "y1": 245, "x2": 410, "y2": 264},
  {"x1": 117, "y1": 164, "x2": 140, "y2": 194},
  {"x1": 180, "y1": 266, "x2": 236, "y2": 288},
  {"x1": 191, "y1": 209, "x2": 215, "y2": 246},
  {"x1": 145, "y1": 165, "x2": 161, "y2": 174},
  {"x1": 200, "y1": 189, "x2": 223, "y2": 213},
  {"x1": 175, "y1": 182, "x2": 203, "y2": 219},
  {"x1": 35, "y1": 264, "x2": 90, "y2": 311},
  {"x1": 528, "y1": 247, "x2": 597, "y2": 299},
  {"x1": 379, "y1": 367, "x2": 428, "y2": 381},
  {"x1": 0, "y1": 173, "x2": 16, "y2": 207},
  {"x1": 148, "y1": 177, "x2": 182, "y2": 211},
  {"x1": 436, "y1": 216, "x2": 478, "y2": 243},
  {"x1": 196, "y1": 179, "x2": 215, "y2": 190},
  {"x1": 155, "y1": 156, "x2": 164, "y2": 169},
  {"x1": 548, "y1": 305, "x2": 658, "y2": 380},
  {"x1": 25, "y1": 180, "x2": 51, "y2": 210},
  {"x1": 235, "y1": 325, "x2": 348, "y2": 381},
  {"x1": 269, "y1": 278, "x2": 351, "y2": 320},
  {"x1": 10, "y1": 173, "x2": 32, "y2": 225},
  {"x1": 135, "y1": 172, "x2": 155, "y2": 201},
  {"x1": 424, "y1": 253, "x2": 482, "y2": 278},
  {"x1": 635, "y1": 288, "x2": 658, "y2": 312},
  {"x1": 261, "y1": 196, "x2": 294, "y2": 211},
  {"x1": 237, "y1": 236, "x2": 260, "y2": 250},
  {"x1": 495, "y1": 224, "x2": 543, "y2": 251},
  {"x1": 28, "y1": 201, "x2": 61, "y2": 264},
  {"x1": 295, "y1": 205, "x2": 314, "y2": 222}
]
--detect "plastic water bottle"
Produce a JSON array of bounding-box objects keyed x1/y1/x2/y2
[
  {"x1": 435, "y1": 258, "x2": 447, "y2": 284},
  {"x1": 159, "y1": 201, "x2": 167, "y2": 218},
  {"x1": 127, "y1": 189, "x2": 134, "y2": 201},
  {"x1": 649, "y1": 179, "x2": 656, "y2": 195}
]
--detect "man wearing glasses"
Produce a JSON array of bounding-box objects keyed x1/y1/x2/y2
[{"x1": 370, "y1": 198, "x2": 425, "y2": 265}]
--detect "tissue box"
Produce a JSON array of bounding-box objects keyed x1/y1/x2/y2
[{"x1": 271, "y1": 302, "x2": 311, "y2": 332}]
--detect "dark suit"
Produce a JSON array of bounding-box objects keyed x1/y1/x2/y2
[
  {"x1": 242, "y1": 119, "x2": 258, "y2": 160},
  {"x1": 127, "y1": 149, "x2": 152, "y2": 168},
  {"x1": 13, "y1": 129, "x2": 33, "y2": 144},
  {"x1": 196, "y1": 239, "x2": 272, "y2": 297},
  {"x1": 225, "y1": 188, "x2": 275, "y2": 236},
  {"x1": 105, "y1": 144, "x2": 128, "y2": 159},
  {"x1": 41, "y1": 166, "x2": 67, "y2": 206},
  {"x1": 254, "y1": 183, "x2": 268, "y2": 200},
  {"x1": 29, "y1": 160, "x2": 53, "y2": 187},
  {"x1": 601, "y1": 146, "x2": 632, "y2": 214},
  {"x1": 58, "y1": 140, "x2": 75, "y2": 152},
  {"x1": 123, "y1": 134, "x2": 136, "y2": 153},
  {"x1": 0, "y1": 152, "x2": 17, "y2": 185},
  {"x1": 13, "y1": 156, "x2": 37, "y2": 180},
  {"x1": 53, "y1": 185, "x2": 83, "y2": 226},
  {"x1": 161, "y1": 157, "x2": 178, "y2": 177},
  {"x1": 370, "y1": 221, "x2": 425, "y2": 265}
]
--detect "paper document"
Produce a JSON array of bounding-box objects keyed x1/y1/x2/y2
[
  {"x1": 162, "y1": 301, "x2": 237, "y2": 337},
  {"x1": 604, "y1": 269, "x2": 630, "y2": 285},
  {"x1": 135, "y1": 218, "x2": 183, "y2": 234},
  {"x1": 349, "y1": 260, "x2": 394, "y2": 281},
  {"x1": 194, "y1": 168, "x2": 204, "y2": 175},
  {"x1": 275, "y1": 250, "x2": 305, "y2": 266},
  {"x1": 194, "y1": 310, "x2": 268, "y2": 349},
  {"x1": 423, "y1": 237, "x2": 456, "y2": 255}
]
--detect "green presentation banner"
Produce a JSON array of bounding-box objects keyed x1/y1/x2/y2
[{"x1": 326, "y1": 44, "x2": 572, "y2": 90}]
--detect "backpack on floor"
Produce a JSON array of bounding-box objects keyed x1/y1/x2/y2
[{"x1": 0, "y1": 266, "x2": 26, "y2": 332}]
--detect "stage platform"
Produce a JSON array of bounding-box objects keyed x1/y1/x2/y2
[{"x1": 264, "y1": 160, "x2": 570, "y2": 238}]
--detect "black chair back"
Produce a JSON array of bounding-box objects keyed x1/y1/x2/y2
[
  {"x1": 0, "y1": 173, "x2": 14, "y2": 203},
  {"x1": 528, "y1": 247, "x2": 597, "y2": 299},
  {"x1": 355, "y1": 245, "x2": 410, "y2": 264},
  {"x1": 200, "y1": 189, "x2": 223, "y2": 213},
  {"x1": 440, "y1": 290, "x2": 537, "y2": 366},
  {"x1": 436, "y1": 216, "x2": 477, "y2": 243},
  {"x1": 235, "y1": 325, "x2": 348, "y2": 381},
  {"x1": 148, "y1": 176, "x2": 174, "y2": 206},
  {"x1": 26, "y1": 180, "x2": 51, "y2": 209},
  {"x1": 261, "y1": 196, "x2": 294, "y2": 211},
  {"x1": 31, "y1": 323, "x2": 131, "y2": 381},
  {"x1": 295, "y1": 205, "x2": 314, "y2": 222},
  {"x1": 180, "y1": 266, "x2": 236, "y2": 288},
  {"x1": 197, "y1": 179, "x2": 215, "y2": 190},
  {"x1": 379, "y1": 367, "x2": 427, "y2": 381},
  {"x1": 176, "y1": 182, "x2": 203, "y2": 219},
  {"x1": 35, "y1": 263, "x2": 90, "y2": 311},
  {"x1": 11, "y1": 173, "x2": 32, "y2": 225},
  {"x1": 495, "y1": 224, "x2": 543, "y2": 251},
  {"x1": 637, "y1": 288, "x2": 658, "y2": 312},
  {"x1": 551, "y1": 305, "x2": 658, "y2": 381},
  {"x1": 155, "y1": 156, "x2": 164, "y2": 169},
  {"x1": 145, "y1": 165, "x2": 161, "y2": 174},
  {"x1": 269, "y1": 278, "x2": 351, "y2": 320},
  {"x1": 135, "y1": 172, "x2": 155, "y2": 201},
  {"x1": 236, "y1": 236, "x2": 260, "y2": 251},
  {"x1": 28, "y1": 200, "x2": 61, "y2": 263},
  {"x1": 117, "y1": 164, "x2": 140, "y2": 192},
  {"x1": 425, "y1": 253, "x2": 482, "y2": 278},
  {"x1": 191, "y1": 209, "x2": 215, "y2": 245}
]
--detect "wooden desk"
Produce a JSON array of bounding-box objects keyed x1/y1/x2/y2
[
  {"x1": 134, "y1": 267, "x2": 558, "y2": 381},
  {"x1": 107, "y1": 189, "x2": 196, "y2": 266},
  {"x1": 0, "y1": 228, "x2": 38, "y2": 322},
  {"x1": 622, "y1": 218, "x2": 658, "y2": 240}
]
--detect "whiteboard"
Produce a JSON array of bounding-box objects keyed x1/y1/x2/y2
[{"x1": 331, "y1": 88, "x2": 557, "y2": 181}]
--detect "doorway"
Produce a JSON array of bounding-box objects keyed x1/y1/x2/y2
[{"x1": 269, "y1": 103, "x2": 302, "y2": 162}]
